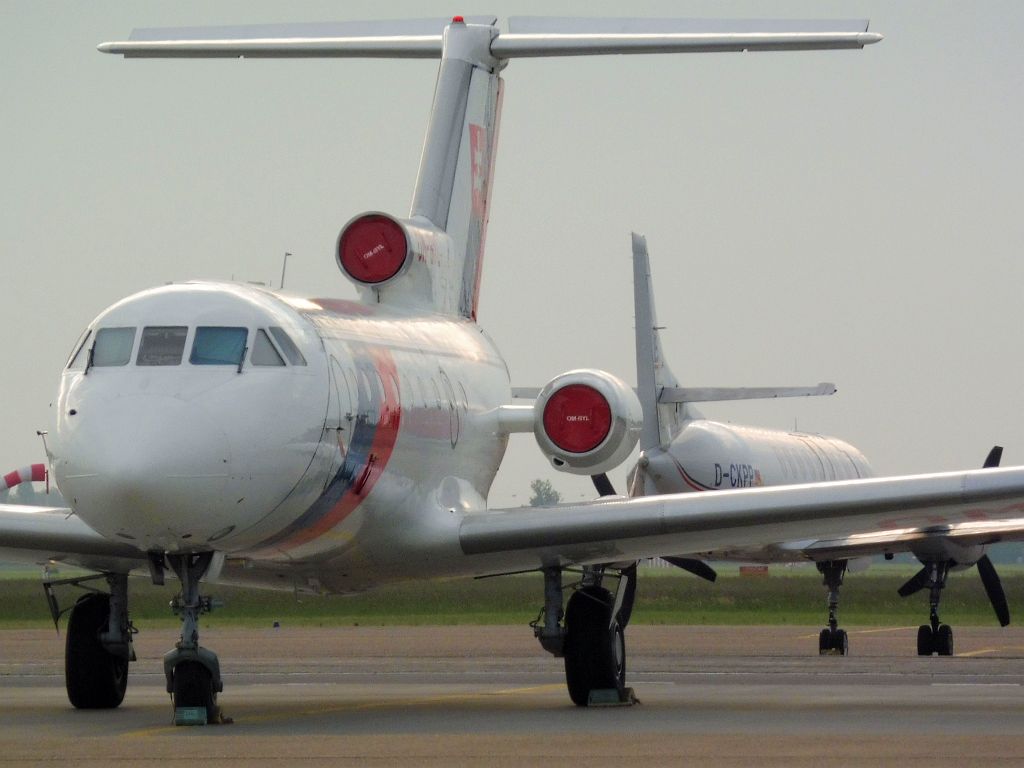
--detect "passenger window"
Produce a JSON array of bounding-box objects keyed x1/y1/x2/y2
[
  {"x1": 251, "y1": 330, "x2": 285, "y2": 366},
  {"x1": 268, "y1": 327, "x2": 307, "y2": 366},
  {"x1": 66, "y1": 329, "x2": 92, "y2": 370},
  {"x1": 137, "y1": 327, "x2": 187, "y2": 366},
  {"x1": 93, "y1": 327, "x2": 136, "y2": 367},
  {"x1": 191, "y1": 327, "x2": 247, "y2": 366}
]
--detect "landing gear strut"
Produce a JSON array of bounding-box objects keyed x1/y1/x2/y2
[
  {"x1": 163, "y1": 552, "x2": 223, "y2": 723},
  {"x1": 62, "y1": 573, "x2": 135, "y2": 709},
  {"x1": 909, "y1": 561, "x2": 954, "y2": 656},
  {"x1": 816, "y1": 560, "x2": 849, "y2": 656},
  {"x1": 532, "y1": 564, "x2": 635, "y2": 706}
]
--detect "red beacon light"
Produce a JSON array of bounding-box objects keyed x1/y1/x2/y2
[
  {"x1": 452, "y1": 16, "x2": 465, "y2": 23},
  {"x1": 336, "y1": 213, "x2": 409, "y2": 285}
]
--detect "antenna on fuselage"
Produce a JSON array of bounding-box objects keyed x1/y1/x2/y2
[{"x1": 280, "y1": 252, "x2": 292, "y2": 290}]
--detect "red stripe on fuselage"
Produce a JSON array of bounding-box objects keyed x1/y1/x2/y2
[
  {"x1": 272, "y1": 347, "x2": 402, "y2": 551},
  {"x1": 669, "y1": 456, "x2": 712, "y2": 492}
]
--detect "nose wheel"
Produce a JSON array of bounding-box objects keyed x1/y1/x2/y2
[{"x1": 163, "y1": 552, "x2": 224, "y2": 724}]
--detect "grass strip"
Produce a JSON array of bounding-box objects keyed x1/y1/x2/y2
[{"x1": 0, "y1": 567, "x2": 1020, "y2": 629}]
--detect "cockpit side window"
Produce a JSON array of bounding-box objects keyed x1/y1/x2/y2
[
  {"x1": 191, "y1": 327, "x2": 247, "y2": 366},
  {"x1": 92, "y1": 327, "x2": 136, "y2": 367},
  {"x1": 66, "y1": 329, "x2": 92, "y2": 370},
  {"x1": 251, "y1": 329, "x2": 285, "y2": 366},
  {"x1": 269, "y1": 327, "x2": 307, "y2": 366},
  {"x1": 137, "y1": 327, "x2": 188, "y2": 366}
]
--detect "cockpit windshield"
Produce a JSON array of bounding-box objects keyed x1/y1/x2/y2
[
  {"x1": 190, "y1": 327, "x2": 247, "y2": 366},
  {"x1": 92, "y1": 327, "x2": 135, "y2": 367},
  {"x1": 137, "y1": 327, "x2": 187, "y2": 366},
  {"x1": 67, "y1": 324, "x2": 306, "y2": 371}
]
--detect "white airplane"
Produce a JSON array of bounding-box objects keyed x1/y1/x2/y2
[
  {"x1": 1, "y1": 15, "x2": 1021, "y2": 723},
  {"x1": 623, "y1": 233, "x2": 1013, "y2": 657}
]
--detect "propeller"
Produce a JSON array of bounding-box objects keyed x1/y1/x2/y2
[
  {"x1": 591, "y1": 472, "x2": 616, "y2": 498},
  {"x1": 593, "y1": 472, "x2": 719, "y2": 583},
  {"x1": 977, "y1": 554, "x2": 1010, "y2": 627},
  {"x1": 978, "y1": 445, "x2": 1010, "y2": 626},
  {"x1": 983, "y1": 445, "x2": 1003, "y2": 469},
  {"x1": 897, "y1": 566, "x2": 929, "y2": 597},
  {"x1": 662, "y1": 556, "x2": 718, "y2": 582},
  {"x1": 897, "y1": 446, "x2": 1011, "y2": 626}
]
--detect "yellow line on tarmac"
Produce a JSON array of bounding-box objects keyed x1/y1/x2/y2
[
  {"x1": 122, "y1": 683, "x2": 566, "y2": 739},
  {"x1": 798, "y1": 626, "x2": 916, "y2": 640}
]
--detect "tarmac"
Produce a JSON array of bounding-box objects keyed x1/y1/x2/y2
[{"x1": 2, "y1": 624, "x2": 1024, "y2": 766}]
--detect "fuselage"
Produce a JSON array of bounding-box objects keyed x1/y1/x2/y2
[
  {"x1": 641, "y1": 419, "x2": 873, "y2": 494},
  {"x1": 52, "y1": 281, "x2": 510, "y2": 590}
]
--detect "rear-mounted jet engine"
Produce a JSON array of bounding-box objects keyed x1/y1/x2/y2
[
  {"x1": 534, "y1": 370, "x2": 642, "y2": 475},
  {"x1": 336, "y1": 212, "x2": 454, "y2": 305}
]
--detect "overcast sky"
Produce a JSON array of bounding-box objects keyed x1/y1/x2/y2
[{"x1": 2, "y1": 1, "x2": 1022, "y2": 506}]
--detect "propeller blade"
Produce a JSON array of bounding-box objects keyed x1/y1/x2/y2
[
  {"x1": 591, "y1": 473, "x2": 616, "y2": 497},
  {"x1": 977, "y1": 554, "x2": 1010, "y2": 627},
  {"x1": 897, "y1": 566, "x2": 930, "y2": 597},
  {"x1": 983, "y1": 446, "x2": 1004, "y2": 469},
  {"x1": 662, "y1": 556, "x2": 717, "y2": 582}
]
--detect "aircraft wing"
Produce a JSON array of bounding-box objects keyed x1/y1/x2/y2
[
  {"x1": 460, "y1": 467, "x2": 1024, "y2": 571},
  {"x1": 0, "y1": 504, "x2": 146, "y2": 573}
]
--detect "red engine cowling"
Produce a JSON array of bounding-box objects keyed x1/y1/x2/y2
[
  {"x1": 534, "y1": 370, "x2": 642, "y2": 475},
  {"x1": 336, "y1": 211, "x2": 450, "y2": 287}
]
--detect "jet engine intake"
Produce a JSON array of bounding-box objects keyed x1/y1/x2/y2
[
  {"x1": 336, "y1": 212, "x2": 450, "y2": 287},
  {"x1": 534, "y1": 370, "x2": 642, "y2": 475}
]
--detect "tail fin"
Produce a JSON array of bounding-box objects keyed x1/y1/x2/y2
[
  {"x1": 100, "y1": 17, "x2": 879, "y2": 320},
  {"x1": 631, "y1": 233, "x2": 684, "y2": 451},
  {"x1": 408, "y1": 21, "x2": 503, "y2": 320}
]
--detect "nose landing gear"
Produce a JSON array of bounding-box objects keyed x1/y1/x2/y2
[{"x1": 163, "y1": 552, "x2": 225, "y2": 724}]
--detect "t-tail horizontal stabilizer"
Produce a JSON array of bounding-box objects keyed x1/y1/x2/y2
[
  {"x1": 98, "y1": 18, "x2": 881, "y2": 58},
  {"x1": 99, "y1": 18, "x2": 879, "y2": 323}
]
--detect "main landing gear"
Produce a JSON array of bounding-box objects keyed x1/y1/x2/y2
[
  {"x1": 532, "y1": 564, "x2": 636, "y2": 706},
  {"x1": 899, "y1": 560, "x2": 955, "y2": 656},
  {"x1": 162, "y1": 552, "x2": 224, "y2": 723},
  {"x1": 48, "y1": 572, "x2": 136, "y2": 709},
  {"x1": 816, "y1": 560, "x2": 849, "y2": 656}
]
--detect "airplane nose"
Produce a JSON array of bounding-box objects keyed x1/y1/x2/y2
[{"x1": 55, "y1": 394, "x2": 238, "y2": 550}]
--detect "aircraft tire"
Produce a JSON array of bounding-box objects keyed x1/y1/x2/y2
[
  {"x1": 172, "y1": 660, "x2": 218, "y2": 723},
  {"x1": 834, "y1": 628, "x2": 849, "y2": 656},
  {"x1": 563, "y1": 586, "x2": 625, "y2": 706},
  {"x1": 818, "y1": 629, "x2": 831, "y2": 655},
  {"x1": 65, "y1": 593, "x2": 128, "y2": 709},
  {"x1": 916, "y1": 624, "x2": 934, "y2": 656},
  {"x1": 936, "y1": 624, "x2": 954, "y2": 656}
]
